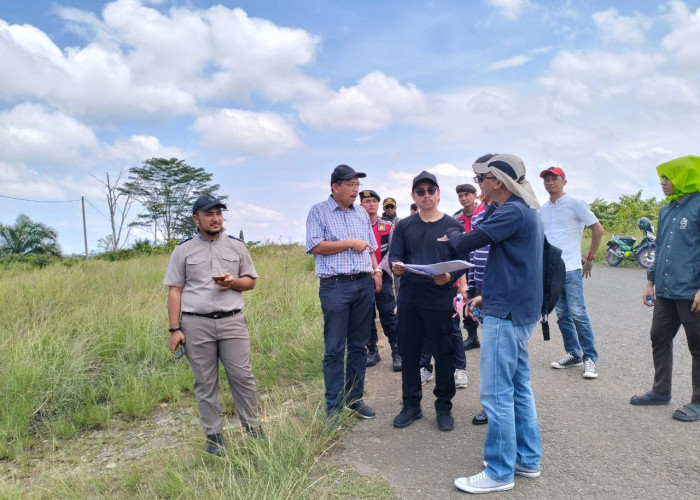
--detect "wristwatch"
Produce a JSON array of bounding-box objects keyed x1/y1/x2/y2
[
  {"x1": 169, "y1": 327, "x2": 181, "y2": 333},
  {"x1": 372, "y1": 268, "x2": 382, "y2": 274}
]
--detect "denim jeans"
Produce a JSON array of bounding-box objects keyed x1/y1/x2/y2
[
  {"x1": 319, "y1": 276, "x2": 375, "y2": 414},
  {"x1": 555, "y1": 270, "x2": 598, "y2": 361},
  {"x1": 480, "y1": 316, "x2": 541, "y2": 483}
]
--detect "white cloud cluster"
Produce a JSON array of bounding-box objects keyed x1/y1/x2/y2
[
  {"x1": 592, "y1": 8, "x2": 652, "y2": 45},
  {"x1": 487, "y1": 0, "x2": 532, "y2": 20}
]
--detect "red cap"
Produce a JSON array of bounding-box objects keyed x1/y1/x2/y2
[{"x1": 539, "y1": 167, "x2": 565, "y2": 179}]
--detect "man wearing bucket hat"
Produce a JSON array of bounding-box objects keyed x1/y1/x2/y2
[
  {"x1": 164, "y1": 194, "x2": 263, "y2": 455},
  {"x1": 631, "y1": 156, "x2": 700, "y2": 422},
  {"x1": 444, "y1": 154, "x2": 543, "y2": 494},
  {"x1": 539, "y1": 166, "x2": 605, "y2": 379}
]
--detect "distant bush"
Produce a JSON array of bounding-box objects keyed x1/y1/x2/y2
[{"x1": 0, "y1": 253, "x2": 62, "y2": 270}]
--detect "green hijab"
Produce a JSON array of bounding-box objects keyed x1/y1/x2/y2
[{"x1": 656, "y1": 155, "x2": 700, "y2": 200}]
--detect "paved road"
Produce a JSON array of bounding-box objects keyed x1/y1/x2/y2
[{"x1": 336, "y1": 265, "x2": 699, "y2": 499}]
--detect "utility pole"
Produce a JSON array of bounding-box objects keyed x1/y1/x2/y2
[{"x1": 82, "y1": 196, "x2": 89, "y2": 259}]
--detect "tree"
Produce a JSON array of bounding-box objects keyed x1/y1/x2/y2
[
  {"x1": 0, "y1": 214, "x2": 61, "y2": 257},
  {"x1": 589, "y1": 190, "x2": 665, "y2": 235},
  {"x1": 119, "y1": 158, "x2": 224, "y2": 243},
  {"x1": 92, "y1": 169, "x2": 135, "y2": 252}
]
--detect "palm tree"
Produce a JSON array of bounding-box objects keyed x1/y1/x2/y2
[{"x1": 0, "y1": 214, "x2": 62, "y2": 257}]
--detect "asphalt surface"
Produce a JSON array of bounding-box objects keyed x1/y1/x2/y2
[{"x1": 335, "y1": 265, "x2": 699, "y2": 499}]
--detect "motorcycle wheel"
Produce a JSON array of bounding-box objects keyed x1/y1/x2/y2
[
  {"x1": 637, "y1": 247, "x2": 655, "y2": 269},
  {"x1": 607, "y1": 249, "x2": 623, "y2": 267}
]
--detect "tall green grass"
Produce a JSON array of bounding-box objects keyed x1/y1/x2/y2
[{"x1": 0, "y1": 244, "x2": 393, "y2": 498}]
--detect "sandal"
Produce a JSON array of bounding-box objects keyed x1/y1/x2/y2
[
  {"x1": 630, "y1": 391, "x2": 671, "y2": 406},
  {"x1": 672, "y1": 403, "x2": 700, "y2": 422}
]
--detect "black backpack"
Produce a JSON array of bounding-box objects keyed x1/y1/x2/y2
[{"x1": 541, "y1": 236, "x2": 565, "y2": 340}]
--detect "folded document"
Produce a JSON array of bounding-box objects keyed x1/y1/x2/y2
[{"x1": 403, "y1": 260, "x2": 473, "y2": 276}]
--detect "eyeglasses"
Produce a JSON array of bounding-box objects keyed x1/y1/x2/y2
[
  {"x1": 413, "y1": 186, "x2": 438, "y2": 197},
  {"x1": 342, "y1": 181, "x2": 362, "y2": 189},
  {"x1": 474, "y1": 174, "x2": 497, "y2": 183}
]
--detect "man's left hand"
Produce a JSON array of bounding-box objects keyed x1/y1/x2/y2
[
  {"x1": 692, "y1": 289, "x2": 700, "y2": 313},
  {"x1": 431, "y1": 272, "x2": 451, "y2": 286},
  {"x1": 372, "y1": 271, "x2": 382, "y2": 293},
  {"x1": 582, "y1": 259, "x2": 593, "y2": 278},
  {"x1": 215, "y1": 272, "x2": 235, "y2": 289}
]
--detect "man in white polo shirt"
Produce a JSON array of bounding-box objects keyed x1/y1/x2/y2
[{"x1": 539, "y1": 167, "x2": 605, "y2": 379}]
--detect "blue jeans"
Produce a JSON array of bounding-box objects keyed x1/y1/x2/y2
[
  {"x1": 480, "y1": 316, "x2": 541, "y2": 483},
  {"x1": 319, "y1": 277, "x2": 374, "y2": 414},
  {"x1": 555, "y1": 270, "x2": 598, "y2": 361}
]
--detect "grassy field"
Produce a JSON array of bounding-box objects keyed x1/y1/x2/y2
[{"x1": 0, "y1": 244, "x2": 395, "y2": 499}]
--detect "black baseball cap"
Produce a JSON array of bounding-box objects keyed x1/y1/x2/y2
[
  {"x1": 192, "y1": 194, "x2": 226, "y2": 214},
  {"x1": 412, "y1": 170, "x2": 439, "y2": 190},
  {"x1": 456, "y1": 184, "x2": 477, "y2": 194},
  {"x1": 359, "y1": 189, "x2": 380, "y2": 201},
  {"x1": 330, "y1": 164, "x2": 366, "y2": 185}
]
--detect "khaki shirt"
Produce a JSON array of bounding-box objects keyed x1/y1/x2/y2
[{"x1": 164, "y1": 232, "x2": 258, "y2": 313}]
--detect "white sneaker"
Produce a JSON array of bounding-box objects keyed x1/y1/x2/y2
[
  {"x1": 420, "y1": 367, "x2": 433, "y2": 385},
  {"x1": 454, "y1": 470, "x2": 514, "y2": 493},
  {"x1": 454, "y1": 369, "x2": 468, "y2": 388},
  {"x1": 583, "y1": 358, "x2": 599, "y2": 379}
]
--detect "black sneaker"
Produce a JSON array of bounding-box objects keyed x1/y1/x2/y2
[
  {"x1": 392, "y1": 352, "x2": 402, "y2": 372},
  {"x1": 345, "y1": 399, "x2": 376, "y2": 419},
  {"x1": 393, "y1": 405, "x2": 423, "y2": 428},
  {"x1": 551, "y1": 352, "x2": 583, "y2": 369},
  {"x1": 436, "y1": 411, "x2": 454, "y2": 431},
  {"x1": 472, "y1": 410, "x2": 488, "y2": 425},
  {"x1": 206, "y1": 433, "x2": 225, "y2": 455},
  {"x1": 366, "y1": 350, "x2": 381, "y2": 367},
  {"x1": 463, "y1": 336, "x2": 481, "y2": 351}
]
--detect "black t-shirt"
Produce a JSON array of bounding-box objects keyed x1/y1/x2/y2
[{"x1": 389, "y1": 213, "x2": 465, "y2": 309}]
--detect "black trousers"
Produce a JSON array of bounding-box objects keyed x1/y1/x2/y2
[
  {"x1": 650, "y1": 296, "x2": 700, "y2": 403},
  {"x1": 368, "y1": 271, "x2": 398, "y2": 351},
  {"x1": 398, "y1": 303, "x2": 457, "y2": 412}
]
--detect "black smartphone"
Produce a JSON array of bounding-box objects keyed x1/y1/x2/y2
[{"x1": 174, "y1": 342, "x2": 185, "y2": 359}]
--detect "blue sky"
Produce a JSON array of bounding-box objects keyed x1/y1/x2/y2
[{"x1": 1, "y1": 0, "x2": 699, "y2": 254}]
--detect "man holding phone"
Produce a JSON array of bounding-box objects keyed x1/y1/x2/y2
[{"x1": 164, "y1": 194, "x2": 262, "y2": 455}]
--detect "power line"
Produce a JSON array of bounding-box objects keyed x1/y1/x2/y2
[
  {"x1": 0, "y1": 193, "x2": 81, "y2": 203},
  {"x1": 83, "y1": 198, "x2": 111, "y2": 222}
]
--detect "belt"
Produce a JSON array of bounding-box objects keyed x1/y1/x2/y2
[
  {"x1": 320, "y1": 272, "x2": 370, "y2": 282},
  {"x1": 182, "y1": 309, "x2": 240, "y2": 319}
]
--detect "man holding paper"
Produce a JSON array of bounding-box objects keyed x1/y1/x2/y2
[{"x1": 389, "y1": 171, "x2": 466, "y2": 432}]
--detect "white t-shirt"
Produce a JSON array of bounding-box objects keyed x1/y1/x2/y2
[{"x1": 539, "y1": 194, "x2": 599, "y2": 271}]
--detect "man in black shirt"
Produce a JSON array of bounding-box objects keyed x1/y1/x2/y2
[{"x1": 389, "y1": 171, "x2": 466, "y2": 432}]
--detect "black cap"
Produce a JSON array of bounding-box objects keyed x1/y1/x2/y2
[
  {"x1": 330, "y1": 164, "x2": 366, "y2": 185},
  {"x1": 359, "y1": 189, "x2": 380, "y2": 201},
  {"x1": 456, "y1": 183, "x2": 477, "y2": 194},
  {"x1": 412, "y1": 170, "x2": 439, "y2": 190},
  {"x1": 192, "y1": 194, "x2": 226, "y2": 214},
  {"x1": 382, "y1": 197, "x2": 397, "y2": 207}
]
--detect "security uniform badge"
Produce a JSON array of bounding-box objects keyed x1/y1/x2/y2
[{"x1": 378, "y1": 223, "x2": 386, "y2": 232}]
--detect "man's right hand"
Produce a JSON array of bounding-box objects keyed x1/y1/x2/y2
[
  {"x1": 348, "y1": 238, "x2": 374, "y2": 253},
  {"x1": 642, "y1": 281, "x2": 655, "y2": 307},
  {"x1": 169, "y1": 330, "x2": 185, "y2": 352},
  {"x1": 391, "y1": 261, "x2": 407, "y2": 276}
]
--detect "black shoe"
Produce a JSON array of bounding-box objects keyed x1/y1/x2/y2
[
  {"x1": 472, "y1": 410, "x2": 488, "y2": 425},
  {"x1": 392, "y1": 352, "x2": 402, "y2": 372},
  {"x1": 243, "y1": 424, "x2": 266, "y2": 440},
  {"x1": 345, "y1": 399, "x2": 376, "y2": 419},
  {"x1": 393, "y1": 405, "x2": 423, "y2": 428},
  {"x1": 366, "y1": 350, "x2": 381, "y2": 367},
  {"x1": 206, "y1": 433, "x2": 225, "y2": 455},
  {"x1": 463, "y1": 336, "x2": 481, "y2": 351},
  {"x1": 436, "y1": 411, "x2": 455, "y2": 431}
]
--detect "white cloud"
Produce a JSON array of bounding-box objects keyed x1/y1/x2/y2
[
  {"x1": 0, "y1": 103, "x2": 98, "y2": 166},
  {"x1": 488, "y1": 55, "x2": 532, "y2": 71},
  {"x1": 192, "y1": 109, "x2": 302, "y2": 156},
  {"x1": 297, "y1": 71, "x2": 428, "y2": 130},
  {"x1": 592, "y1": 8, "x2": 651, "y2": 45},
  {"x1": 107, "y1": 134, "x2": 185, "y2": 162},
  {"x1": 661, "y1": 1, "x2": 700, "y2": 65},
  {"x1": 487, "y1": 0, "x2": 531, "y2": 20}
]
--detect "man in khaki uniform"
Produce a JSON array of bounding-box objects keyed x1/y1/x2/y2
[{"x1": 164, "y1": 194, "x2": 262, "y2": 455}]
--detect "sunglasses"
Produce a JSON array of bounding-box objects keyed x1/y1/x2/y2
[
  {"x1": 473, "y1": 174, "x2": 497, "y2": 183},
  {"x1": 384, "y1": 204, "x2": 396, "y2": 209},
  {"x1": 413, "y1": 186, "x2": 438, "y2": 196}
]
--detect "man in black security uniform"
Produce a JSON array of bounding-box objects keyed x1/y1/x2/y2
[
  {"x1": 164, "y1": 194, "x2": 262, "y2": 455},
  {"x1": 360, "y1": 189, "x2": 401, "y2": 371},
  {"x1": 390, "y1": 171, "x2": 466, "y2": 431}
]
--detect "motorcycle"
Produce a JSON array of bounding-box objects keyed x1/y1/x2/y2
[{"x1": 606, "y1": 217, "x2": 656, "y2": 269}]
